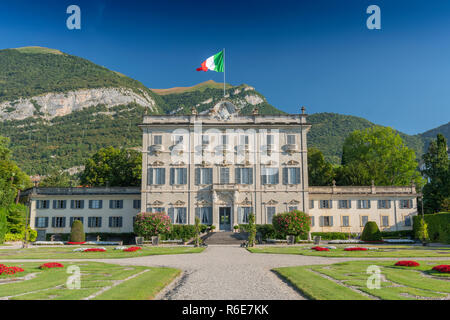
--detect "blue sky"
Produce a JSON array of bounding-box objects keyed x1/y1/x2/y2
[{"x1": 0, "y1": 0, "x2": 449, "y2": 135}]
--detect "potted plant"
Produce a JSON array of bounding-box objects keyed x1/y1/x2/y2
[
  {"x1": 209, "y1": 225, "x2": 216, "y2": 232},
  {"x1": 233, "y1": 225, "x2": 239, "y2": 233}
]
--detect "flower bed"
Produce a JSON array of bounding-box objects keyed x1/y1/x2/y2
[
  {"x1": 39, "y1": 262, "x2": 64, "y2": 269},
  {"x1": 73, "y1": 247, "x2": 106, "y2": 252},
  {"x1": 0, "y1": 264, "x2": 25, "y2": 276},
  {"x1": 33, "y1": 241, "x2": 65, "y2": 246},
  {"x1": 311, "y1": 246, "x2": 329, "y2": 251},
  {"x1": 123, "y1": 246, "x2": 142, "y2": 252},
  {"x1": 344, "y1": 247, "x2": 368, "y2": 251},
  {"x1": 394, "y1": 260, "x2": 420, "y2": 267},
  {"x1": 432, "y1": 265, "x2": 450, "y2": 273},
  {"x1": 66, "y1": 242, "x2": 86, "y2": 245},
  {"x1": 329, "y1": 240, "x2": 363, "y2": 244}
]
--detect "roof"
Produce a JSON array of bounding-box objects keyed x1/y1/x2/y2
[{"x1": 20, "y1": 187, "x2": 141, "y2": 197}]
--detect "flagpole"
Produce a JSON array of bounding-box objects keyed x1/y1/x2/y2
[{"x1": 223, "y1": 48, "x2": 226, "y2": 98}]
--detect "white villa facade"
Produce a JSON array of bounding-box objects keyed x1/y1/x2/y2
[{"x1": 23, "y1": 101, "x2": 418, "y2": 239}]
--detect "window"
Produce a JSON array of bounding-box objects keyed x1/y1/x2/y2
[
  {"x1": 267, "y1": 134, "x2": 274, "y2": 146},
  {"x1": 319, "y1": 200, "x2": 332, "y2": 209},
  {"x1": 196, "y1": 207, "x2": 212, "y2": 224},
  {"x1": 238, "y1": 207, "x2": 252, "y2": 224},
  {"x1": 201, "y1": 134, "x2": 210, "y2": 145},
  {"x1": 170, "y1": 168, "x2": 187, "y2": 185},
  {"x1": 148, "y1": 168, "x2": 166, "y2": 185},
  {"x1": 361, "y1": 215, "x2": 369, "y2": 227},
  {"x1": 221, "y1": 134, "x2": 228, "y2": 146},
  {"x1": 342, "y1": 216, "x2": 350, "y2": 227},
  {"x1": 357, "y1": 200, "x2": 371, "y2": 209},
  {"x1": 53, "y1": 200, "x2": 66, "y2": 209},
  {"x1": 240, "y1": 135, "x2": 249, "y2": 146},
  {"x1": 288, "y1": 206, "x2": 298, "y2": 212},
  {"x1": 52, "y1": 217, "x2": 66, "y2": 228},
  {"x1": 109, "y1": 200, "x2": 123, "y2": 209},
  {"x1": 309, "y1": 200, "x2": 314, "y2": 209},
  {"x1": 88, "y1": 217, "x2": 102, "y2": 228},
  {"x1": 36, "y1": 200, "x2": 50, "y2": 209},
  {"x1": 69, "y1": 217, "x2": 84, "y2": 227},
  {"x1": 153, "y1": 135, "x2": 162, "y2": 145},
  {"x1": 382, "y1": 216, "x2": 389, "y2": 227},
  {"x1": 89, "y1": 200, "x2": 103, "y2": 209},
  {"x1": 109, "y1": 216, "x2": 123, "y2": 228},
  {"x1": 310, "y1": 216, "x2": 315, "y2": 227},
  {"x1": 169, "y1": 208, "x2": 187, "y2": 224},
  {"x1": 261, "y1": 167, "x2": 279, "y2": 185},
  {"x1": 338, "y1": 200, "x2": 351, "y2": 209},
  {"x1": 220, "y1": 167, "x2": 230, "y2": 184},
  {"x1": 320, "y1": 216, "x2": 333, "y2": 227},
  {"x1": 35, "y1": 217, "x2": 48, "y2": 228},
  {"x1": 287, "y1": 134, "x2": 296, "y2": 145},
  {"x1": 282, "y1": 167, "x2": 301, "y2": 184},
  {"x1": 133, "y1": 200, "x2": 141, "y2": 209},
  {"x1": 235, "y1": 168, "x2": 253, "y2": 184},
  {"x1": 404, "y1": 216, "x2": 412, "y2": 226},
  {"x1": 267, "y1": 207, "x2": 276, "y2": 224},
  {"x1": 378, "y1": 200, "x2": 391, "y2": 209},
  {"x1": 400, "y1": 199, "x2": 413, "y2": 209},
  {"x1": 195, "y1": 168, "x2": 213, "y2": 185},
  {"x1": 71, "y1": 200, "x2": 84, "y2": 209},
  {"x1": 147, "y1": 207, "x2": 165, "y2": 213}
]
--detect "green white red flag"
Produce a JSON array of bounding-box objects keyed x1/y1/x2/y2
[{"x1": 196, "y1": 50, "x2": 224, "y2": 72}]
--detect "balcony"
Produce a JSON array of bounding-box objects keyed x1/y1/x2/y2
[
  {"x1": 150, "y1": 144, "x2": 164, "y2": 154},
  {"x1": 212, "y1": 183, "x2": 237, "y2": 191},
  {"x1": 284, "y1": 144, "x2": 298, "y2": 154}
]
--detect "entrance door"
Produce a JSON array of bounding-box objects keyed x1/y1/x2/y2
[{"x1": 219, "y1": 207, "x2": 231, "y2": 231}]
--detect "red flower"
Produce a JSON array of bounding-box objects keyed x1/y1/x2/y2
[
  {"x1": 123, "y1": 247, "x2": 142, "y2": 252},
  {"x1": 39, "y1": 262, "x2": 64, "y2": 269},
  {"x1": 344, "y1": 247, "x2": 368, "y2": 251},
  {"x1": 395, "y1": 260, "x2": 420, "y2": 267},
  {"x1": 311, "y1": 246, "x2": 329, "y2": 251},
  {"x1": 67, "y1": 242, "x2": 86, "y2": 245},
  {"x1": 0, "y1": 264, "x2": 25, "y2": 276},
  {"x1": 432, "y1": 265, "x2": 450, "y2": 273},
  {"x1": 84, "y1": 248, "x2": 105, "y2": 252}
]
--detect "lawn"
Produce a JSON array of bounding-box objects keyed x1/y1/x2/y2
[
  {"x1": 248, "y1": 245, "x2": 450, "y2": 257},
  {"x1": 0, "y1": 246, "x2": 204, "y2": 260},
  {"x1": 274, "y1": 260, "x2": 450, "y2": 300},
  {"x1": 0, "y1": 261, "x2": 180, "y2": 300}
]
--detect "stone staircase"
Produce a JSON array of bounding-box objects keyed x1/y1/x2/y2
[{"x1": 202, "y1": 232, "x2": 247, "y2": 245}]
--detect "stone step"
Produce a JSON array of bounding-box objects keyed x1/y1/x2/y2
[{"x1": 203, "y1": 232, "x2": 247, "y2": 245}]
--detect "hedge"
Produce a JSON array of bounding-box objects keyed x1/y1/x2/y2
[
  {"x1": 380, "y1": 230, "x2": 413, "y2": 239},
  {"x1": 239, "y1": 224, "x2": 279, "y2": 240},
  {"x1": 311, "y1": 232, "x2": 358, "y2": 240},
  {"x1": 160, "y1": 225, "x2": 198, "y2": 242},
  {"x1": 413, "y1": 212, "x2": 450, "y2": 244},
  {"x1": 46, "y1": 233, "x2": 135, "y2": 243},
  {"x1": 0, "y1": 208, "x2": 6, "y2": 244}
]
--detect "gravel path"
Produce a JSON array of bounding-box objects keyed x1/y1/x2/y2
[{"x1": 2, "y1": 245, "x2": 450, "y2": 300}]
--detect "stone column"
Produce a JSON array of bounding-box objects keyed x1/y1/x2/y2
[{"x1": 232, "y1": 191, "x2": 238, "y2": 227}]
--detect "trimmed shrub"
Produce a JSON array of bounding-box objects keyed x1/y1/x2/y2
[
  {"x1": 380, "y1": 230, "x2": 413, "y2": 239},
  {"x1": 70, "y1": 220, "x2": 85, "y2": 243},
  {"x1": 0, "y1": 208, "x2": 6, "y2": 244},
  {"x1": 161, "y1": 225, "x2": 196, "y2": 242},
  {"x1": 272, "y1": 210, "x2": 311, "y2": 241},
  {"x1": 248, "y1": 213, "x2": 256, "y2": 247},
  {"x1": 415, "y1": 218, "x2": 429, "y2": 242},
  {"x1": 413, "y1": 212, "x2": 450, "y2": 244},
  {"x1": 311, "y1": 232, "x2": 358, "y2": 240},
  {"x1": 239, "y1": 224, "x2": 278, "y2": 240},
  {"x1": 360, "y1": 221, "x2": 382, "y2": 242},
  {"x1": 134, "y1": 212, "x2": 172, "y2": 239}
]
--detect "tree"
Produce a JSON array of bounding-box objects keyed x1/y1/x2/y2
[
  {"x1": 70, "y1": 220, "x2": 85, "y2": 242},
  {"x1": 0, "y1": 208, "x2": 6, "y2": 244},
  {"x1": 360, "y1": 221, "x2": 382, "y2": 241},
  {"x1": 5, "y1": 204, "x2": 27, "y2": 234},
  {"x1": 80, "y1": 147, "x2": 141, "y2": 187},
  {"x1": 247, "y1": 213, "x2": 256, "y2": 247},
  {"x1": 39, "y1": 170, "x2": 72, "y2": 187},
  {"x1": 194, "y1": 216, "x2": 201, "y2": 247},
  {"x1": 272, "y1": 210, "x2": 311, "y2": 241},
  {"x1": 422, "y1": 134, "x2": 450, "y2": 214},
  {"x1": 415, "y1": 218, "x2": 429, "y2": 243},
  {"x1": 337, "y1": 126, "x2": 424, "y2": 187},
  {"x1": 308, "y1": 148, "x2": 334, "y2": 186},
  {"x1": 134, "y1": 212, "x2": 172, "y2": 239}
]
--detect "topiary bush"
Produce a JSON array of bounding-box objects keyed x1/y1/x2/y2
[
  {"x1": 134, "y1": 212, "x2": 172, "y2": 240},
  {"x1": 413, "y1": 212, "x2": 450, "y2": 243},
  {"x1": 160, "y1": 225, "x2": 197, "y2": 242},
  {"x1": 70, "y1": 220, "x2": 85, "y2": 243},
  {"x1": 247, "y1": 213, "x2": 256, "y2": 247},
  {"x1": 272, "y1": 210, "x2": 311, "y2": 241},
  {"x1": 0, "y1": 208, "x2": 6, "y2": 244},
  {"x1": 360, "y1": 221, "x2": 382, "y2": 241}
]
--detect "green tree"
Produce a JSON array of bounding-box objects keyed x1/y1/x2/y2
[
  {"x1": 39, "y1": 170, "x2": 75, "y2": 187},
  {"x1": 194, "y1": 216, "x2": 201, "y2": 247},
  {"x1": 247, "y1": 213, "x2": 256, "y2": 247},
  {"x1": 308, "y1": 148, "x2": 334, "y2": 186},
  {"x1": 415, "y1": 218, "x2": 429, "y2": 243},
  {"x1": 80, "y1": 146, "x2": 141, "y2": 187},
  {"x1": 422, "y1": 134, "x2": 450, "y2": 214},
  {"x1": 70, "y1": 220, "x2": 85, "y2": 242},
  {"x1": 5, "y1": 204, "x2": 27, "y2": 234},
  {"x1": 0, "y1": 208, "x2": 7, "y2": 244},
  {"x1": 337, "y1": 126, "x2": 424, "y2": 187}
]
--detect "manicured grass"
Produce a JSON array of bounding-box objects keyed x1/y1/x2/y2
[
  {"x1": 0, "y1": 246, "x2": 204, "y2": 260},
  {"x1": 248, "y1": 245, "x2": 450, "y2": 257},
  {"x1": 0, "y1": 261, "x2": 180, "y2": 300},
  {"x1": 274, "y1": 260, "x2": 450, "y2": 300}
]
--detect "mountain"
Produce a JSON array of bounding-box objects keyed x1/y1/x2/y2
[
  {"x1": 0, "y1": 47, "x2": 282, "y2": 174},
  {"x1": 419, "y1": 122, "x2": 450, "y2": 141}
]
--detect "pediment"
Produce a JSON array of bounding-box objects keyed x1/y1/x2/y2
[
  {"x1": 288, "y1": 199, "x2": 300, "y2": 205},
  {"x1": 171, "y1": 161, "x2": 186, "y2": 166},
  {"x1": 266, "y1": 199, "x2": 278, "y2": 205},
  {"x1": 285, "y1": 160, "x2": 300, "y2": 166},
  {"x1": 172, "y1": 200, "x2": 186, "y2": 206},
  {"x1": 151, "y1": 160, "x2": 165, "y2": 166},
  {"x1": 239, "y1": 197, "x2": 252, "y2": 206}
]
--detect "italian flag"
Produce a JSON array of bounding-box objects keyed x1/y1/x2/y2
[{"x1": 196, "y1": 50, "x2": 224, "y2": 72}]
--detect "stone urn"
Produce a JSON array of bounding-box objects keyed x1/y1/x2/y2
[
  {"x1": 287, "y1": 235, "x2": 295, "y2": 245},
  {"x1": 151, "y1": 236, "x2": 160, "y2": 246}
]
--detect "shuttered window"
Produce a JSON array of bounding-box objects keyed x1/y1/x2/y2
[
  {"x1": 195, "y1": 207, "x2": 212, "y2": 224},
  {"x1": 170, "y1": 168, "x2": 188, "y2": 185},
  {"x1": 282, "y1": 168, "x2": 301, "y2": 184},
  {"x1": 342, "y1": 216, "x2": 349, "y2": 227},
  {"x1": 88, "y1": 217, "x2": 102, "y2": 228},
  {"x1": 235, "y1": 168, "x2": 253, "y2": 185},
  {"x1": 267, "y1": 207, "x2": 276, "y2": 224},
  {"x1": 109, "y1": 200, "x2": 123, "y2": 209},
  {"x1": 109, "y1": 216, "x2": 123, "y2": 228},
  {"x1": 220, "y1": 167, "x2": 230, "y2": 184},
  {"x1": 261, "y1": 167, "x2": 279, "y2": 185},
  {"x1": 148, "y1": 168, "x2": 166, "y2": 185},
  {"x1": 195, "y1": 168, "x2": 213, "y2": 185}
]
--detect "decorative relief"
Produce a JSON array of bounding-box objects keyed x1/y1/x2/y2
[
  {"x1": 150, "y1": 160, "x2": 164, "y2": 166},
  {"x1": 172, "y1": 200, "x2": 186, "y2": 206},
  {"x1": 266, "y1": 199, "x2": 278, "y2": 205},
  {"x1": 284, "y1": 160, "x2": 300, "y2": 166},
  {"x1": 288, "y1": 199, "x2": 300, "y2": 205}
]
